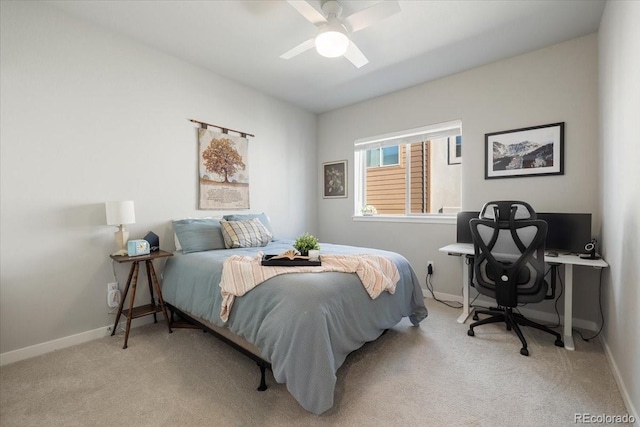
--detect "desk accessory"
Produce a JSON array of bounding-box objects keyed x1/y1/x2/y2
[
  {"x1": 144, "y1": 231, "x2": 159, "y2": 252},
  {"x1": 579, "y1": 239, "x2": 600, "y2": 260},
  {"x1": 127, "y1": 239, "x2": 150, "y2": 256}
]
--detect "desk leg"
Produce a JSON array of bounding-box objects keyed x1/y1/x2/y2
[
  {"x1": 563, "y1": 264, "x2": 575, "y2": 351},
  {"x1": 457, "y1": 259, "x2": 473, "y2": 323}
]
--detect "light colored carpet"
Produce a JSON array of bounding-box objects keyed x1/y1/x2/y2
[{"x1": 0, "y1": 298, "x2": 632, "y2": 426}]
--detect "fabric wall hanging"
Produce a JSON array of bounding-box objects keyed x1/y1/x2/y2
[{"x1": 198, "y1": 127, "x2": 250, "y2": 209}]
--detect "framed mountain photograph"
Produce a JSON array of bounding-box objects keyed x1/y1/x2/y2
[{"x1": 484, "y1": 122, "x2": 564, "y2": 179}]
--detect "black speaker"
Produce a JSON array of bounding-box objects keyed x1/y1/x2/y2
[
  {"x1": 144, "y1": 231, "x2": 159, "y2": 252},
  {"x1": 579, "y1": 239, "x2": 600, "y2": 260}
]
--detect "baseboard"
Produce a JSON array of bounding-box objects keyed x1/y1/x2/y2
[
  {"x1": 601, "y1": 337, "x2": 639, "y2": 426},
  {"x1": 422, "y1": 288, "x2": 598, "y2": 332},
  {"x1": 0, "y1": 316, "x2": 156, "y2": 367}
]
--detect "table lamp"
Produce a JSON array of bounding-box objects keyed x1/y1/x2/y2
[{"x1": 105, "y1": 201, "x2": 136, "y2": 256}]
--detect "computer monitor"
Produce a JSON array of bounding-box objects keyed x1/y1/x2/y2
[
  {"x1": 537, "y1": 212, "x2": 592, "y2": 254},
  {"x1": 456, "y1": 210, "x2": 592, "y2": 254},
  {"x1": 456, "y1": 211, "x2": 479, "y2": 244}
]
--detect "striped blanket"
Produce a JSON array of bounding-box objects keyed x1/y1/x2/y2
[{"x1": 219, "y1": 252, "x2": 399, "y2": 322}]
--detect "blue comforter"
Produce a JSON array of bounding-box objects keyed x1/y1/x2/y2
[{"x1": 161, "y1": 240, "x2": 427, "y2": 414}]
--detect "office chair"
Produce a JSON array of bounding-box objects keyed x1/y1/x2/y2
[{"x1": 467, "y1": 201, "x2": 564, "y2": 356}]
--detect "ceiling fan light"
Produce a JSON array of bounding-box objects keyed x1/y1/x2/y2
[{"x1": 315, "y1": 27, "x2": 349, "y2": 58}]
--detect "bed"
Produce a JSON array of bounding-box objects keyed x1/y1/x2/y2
[{"x1": 161, "y1": 218, "x2": 427, "y2": 415}]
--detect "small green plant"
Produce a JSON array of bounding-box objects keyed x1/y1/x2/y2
[{"x1": 293, "y1": 232, "x2": 320, "y2": 256}]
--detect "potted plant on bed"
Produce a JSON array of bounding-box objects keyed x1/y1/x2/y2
[{"x1": 293, "y1": 232, "x2": 320, "y2": 256}]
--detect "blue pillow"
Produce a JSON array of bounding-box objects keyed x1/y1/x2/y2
[
  {"x1": 222, "y1": 212, "x2": 274, "y2": 238},
  {"x1": 172, "y1": 218, "x2": 226, "y2": 254}
]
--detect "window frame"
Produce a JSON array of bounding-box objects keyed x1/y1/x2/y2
[
  {"x1": 353, "y1": 120, "x2": 462, "y2": 222},
  {"x1": 366, "y1": 146, "x2": 400, "y2": 168}
]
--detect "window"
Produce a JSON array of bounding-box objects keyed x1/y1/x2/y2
[
  {"x1": 367, "y1": 146, "x2": 399, "y2": 167},
  {"x1": 354, "y1": 120, "x2": 462, "y2": 217}
]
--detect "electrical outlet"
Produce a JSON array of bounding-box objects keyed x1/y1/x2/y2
[
  {"x1": 427, "y1": 261, "x2": 434, "y2": 275},
  {"x1": 107, "y1": 282, "x2": 121, "y2": 308}
]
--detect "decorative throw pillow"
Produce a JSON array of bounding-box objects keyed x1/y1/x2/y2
[
  {"x1": 172, "y1": 218, "x2": 226, "y2": 254},
  {"x1": 222, "y1": 212, "x2": 274, "y2": 239},
  {"x1": 220, "y1": 218, "x2": 273, "y2": 249}
]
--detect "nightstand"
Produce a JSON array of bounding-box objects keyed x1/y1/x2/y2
[{"x1": 110, "y1": 250, "x2": 173, "y2": 349}]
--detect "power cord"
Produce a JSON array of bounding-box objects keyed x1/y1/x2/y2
[
  {"x1": 509, "y1": 264, "x2": 604, "y2": 343},
  {"x1": 425, "y1": 267, "x2": 463, "y2": 309},
  {"x1": 550, "y1": 266, "x2": 564, "y2": 328},
  {"x1": 111, "y1": 259, "x2": 118, "y2": 282},
  {"x1": 536, "y1": 265, "x2": 563, "y2": 329},
  {"x1": 573, "y1": 267, "x2": 605, "y2": 342}
]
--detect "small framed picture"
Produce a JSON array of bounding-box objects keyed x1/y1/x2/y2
[
  {"x1": 485, "y1": 122, "x2": 564, "y2": 179},
  {"x1": 448, "y1": 135, "x2": 462, "y2": 165},
  {"x1": 323, "y1": 160, "x2": 347, "y2": 198}
]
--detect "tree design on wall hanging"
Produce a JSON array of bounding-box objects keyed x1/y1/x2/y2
[{"x1": 198, "y1": 128, "x2": 250, "y2": 209}]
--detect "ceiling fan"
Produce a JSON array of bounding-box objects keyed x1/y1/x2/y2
[{"x1": 280, "y1": 0, "x2": 401, "y2": 68}]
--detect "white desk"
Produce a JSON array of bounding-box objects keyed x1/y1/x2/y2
[{"x1": 439, "y1": 243, "x2": 608, "y2": 351}]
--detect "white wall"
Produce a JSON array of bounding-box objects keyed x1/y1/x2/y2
[
  {"x1": 0, "y1": 2, "x2": 317, "y2": 355},
  {"x1": 318, "y1": 34, "x2": 601, "y2": 324},
  {"x1": 599, "y1": 0, "x2": 640, "y2": 419}
]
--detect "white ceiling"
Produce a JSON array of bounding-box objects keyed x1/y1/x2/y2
[{"x1": 50, "y1": 0, "x2": 606, "y2": 114}]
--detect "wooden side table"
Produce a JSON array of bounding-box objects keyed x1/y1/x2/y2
[{"x1": 110, "y1": 250, "x2": 173, "y2": 349}]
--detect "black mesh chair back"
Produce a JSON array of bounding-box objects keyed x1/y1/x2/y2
[{"x1": 471, "y1": 200, "x2": 547, "y2": 307}]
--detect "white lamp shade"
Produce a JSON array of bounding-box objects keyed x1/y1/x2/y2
[
  {"x1": 315, "y1": 23, "x2": 349, "y2": 58},
  {"x1": 105, "y1": 201, "x2": 136, "y2": 225}
]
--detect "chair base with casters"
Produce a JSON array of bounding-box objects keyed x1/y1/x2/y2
[{"x1": 468, "y1": 306, "x2": 564, "y2": 356}]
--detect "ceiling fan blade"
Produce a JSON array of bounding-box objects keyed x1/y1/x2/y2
[
  {"x1": 286, "y1": 0, "x2": 327, "y2": 25},
  {"x1": 343, "y1": 41, "x2": 369, "y2": 68},
  {"x1": 344, "y1": 0, "x2": 401, "y2": 33},
  {"x1": 280, "y1": 38, "x2": 316, "y2": 59}
]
